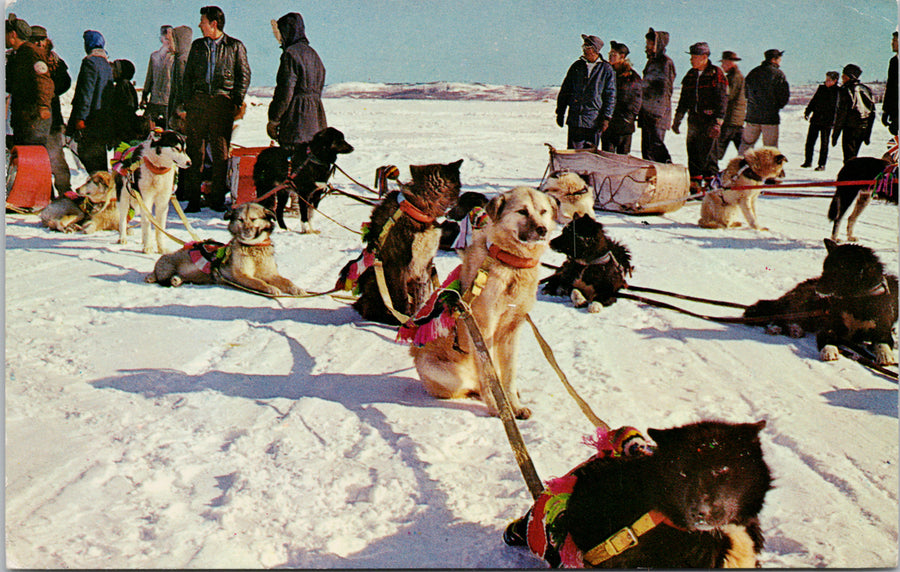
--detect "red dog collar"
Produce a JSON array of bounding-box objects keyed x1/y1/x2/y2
[
  {"x1": 398, "y1": 194, "x2": 434, "y2": 224},
  {"x1": 142, "y1": 156, "x2": 173, "y2": 175},
  {"x1": 488, "y1": 242, "x2": 539, "y2": 269}
]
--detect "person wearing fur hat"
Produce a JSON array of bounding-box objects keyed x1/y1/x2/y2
[
  {"x1": 639, "y1": 27, "x2": 676, "y2": 163},
  {"x1": 601, "y1": 41, "x2": 642, "y2": 155},
  {"x1": 672, "y1": 42, "x2": 728, "y2": 183},
  {"x1": 66, "y1": 30, "x2": 114, "y2": 174},
  {"x1": 30, "y1": 24, "x2": 73, "y2": 196},
  {"x1": 556, "y1": 34, "x2": 617, "y2": 149},
  {"x1": 141, "y1": 25, "x2": 175, "y2": 129},
  {"x1": 832, "y1": 63, "x2": 875, "y2": 162},
  {"x1": 5, "y1": 14, "x2": 54, "y2": 151},
  {"x1": 739, "y1": 49, "x2": 789, "y2": 154},
  {"x1": 267, "y1": 12, "x2": 327, "y2": 151}
]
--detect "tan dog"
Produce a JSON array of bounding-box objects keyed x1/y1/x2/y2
[
  {"x1": 699, "y1": 147, "x2": 786, "y2": 230},
  {"x1": 39, "y1": 171, "x2": 118, "y2": 233},
  {"x1": 145, "y1": 202, "x2": 305, "y2": 295},
  {"x1": 411, "y1": 187, "x2": 558, "y2": 419},
  {"x1": 541, "y1": 171, "x2": 595, "y2": 223}
]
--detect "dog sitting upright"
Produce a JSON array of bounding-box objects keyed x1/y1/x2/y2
[
  {"x1": 115, "y1": 129, "x2": 191, "y2": 253},
  {"x1": 411, "y1": 187, "x2": 557, "y2": 419},
  {"x1": 743, "y1": 238, "x2": 898, "y2": 364},
  {"x1": 40, "y1": 171, "x2": 118, "y2": 233},
  {"x1": 504, "y1": 420, "x2": 772, "y2": 568},
  {"x1": 340, "y1": 159, "x2": 463, "y2": 325},
  {"x1": 541, "y1": 171, "x2": 595, "y2": 224},
  {"x1": 827, "y1": 155, "x2": 897, "y2": 242},
  {"x1": 268, "y1": 127, "x2": 354, "y2": 233},
  {"x1": 146, "y1": 202, "x2": 304, "y2": 296},
  {"x1": 699, "y1": 146, "x2": 786, "y2": 231},
  {"x1": 541, "y1": 213, "x2": 633, "y2": 312}
]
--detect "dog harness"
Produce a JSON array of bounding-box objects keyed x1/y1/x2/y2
[
  {"x1": 515, "y1": 426, "x2": 667, "y2": 568},
  {"x1": 182, "y1": 240, "x2": 229, "y2": 275},
  {"x1": 874, "y1": 163, "x2": 897, "y2": 201}
]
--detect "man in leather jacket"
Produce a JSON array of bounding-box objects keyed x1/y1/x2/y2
[{"x1": 176, "y1": 5, "x2": 250, "y2": 212}]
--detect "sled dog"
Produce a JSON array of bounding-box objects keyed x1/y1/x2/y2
[
  {"x1": 541, "y1": 171, "x2": 595, "y2": 223},
  {"x1": 828, "y1": 155, "x2": 897, "y2": 242},
  {"x1": 699, "y1": 146, "x2": 786, "y2": 230},
  {"x1": 146, "y1": 202, "x2": 304, "y2": 296},
  {"x1": 116, "y1": 130, "x2": 191, "y2": 253},
  {"x1": 504, "y1": 420, "x2": 772, "y2": 568},
  {"x1": 411, "y1": 186, "x2": 557, "y2": 419},
  {"x1": 743, "y1": 238, "x2": 898, "y2": 364},
  {"x1": 40, "y1": 171, "x2": 118, "y2": 233}
]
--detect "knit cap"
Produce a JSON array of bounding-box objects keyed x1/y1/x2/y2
[
  {"x1": 6, "y1": 14, "x2": 31, "y2": 40},
  {"x1": 83, "y1": 30, "x2": 105, "y2": 53},
  {"x1": 842, "y1": 63, "x2": 862, "y2": 80}
]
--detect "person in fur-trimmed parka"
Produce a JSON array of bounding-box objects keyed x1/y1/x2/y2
[
  {"x1": 639, "y1": 27, "x2": 676, "y2": 163},
  {"x1": 267, "y1": 12, "x2": 327, "y2": 151},
  {"x1": 601, "y1": 41, "x2": 642, "y2": 155}
]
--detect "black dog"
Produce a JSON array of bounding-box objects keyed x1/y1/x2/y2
[
  {"x1": 505, "y1": 420, "x2": 772, "y2": 568},
  {"x1": 252, "y1": 145, "x2": 292, "y2": 221},
  {"x1": 255, "y1": 127, "x2": 354, "y2": 233},
  {"x1": 541, "y1": 214, "x2": 632, "y2": 311},
  {"x1": 828, "y1": 155, "x2": 897, "y2": 242},
  {"x1": 744, "y1": 238, "x2": 898, "y2": 364},
  {"x1": 438, "y1": 191, "x2": 489, "y2": 251}
]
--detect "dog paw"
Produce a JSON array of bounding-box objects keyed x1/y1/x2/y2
[
  {"x1": 170, "y1": 276, "x2": 184, "y2": 287},
  {"x1": 570, "y1": 290, "x2": 588, "y2": 307},
  {"x1": 788, "y1": 324, "x2": 805, "y2": 338},
  {"x1": 587, "y1": 301, "x2": 603, "y2": 314},
  {"x1": 847, "y1": 235, "x2": 858, "y2": 242},
  {"x1": 285, "y1": 285, "x2": 307, "y2": 296},
  {"x1": 765, "y1": 324, "x2": 782, "y2": 335},
  {"x1": 142, "y1": 246, "x2": 159, "y2": 255},
  {"x1": 820, "y1": 345, "x2": 840, "y2": 361},
  {"x1": 873, "y1": 344, "x2": 897, "y2": 366},
  {"x1": 144, "y1": 273, "x2": 157, "y2": 284},
  {"x1": 753, "y1": 226, "x2": 769, "y2": 231},
  {"x1": 515, "y1": 407, "x2": 532, "y2": 420}
]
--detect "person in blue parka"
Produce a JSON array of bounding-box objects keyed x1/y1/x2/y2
[{"x1": 556, "y1": 34, "x2": 617, "y2": 149}]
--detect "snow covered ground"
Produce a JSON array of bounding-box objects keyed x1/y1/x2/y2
[{"x1": 5, "y1": 90, "x2": 898, "y2": 568}]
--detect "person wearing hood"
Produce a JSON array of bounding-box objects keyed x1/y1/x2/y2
[
  {"x1": 30, "y1": 24, "x2": 72, "y2": 196},
  {"x1": 176, "y1": 5, "x2": 251, "y2": 212},
  {"x1": 141, "y1": 25, "x2": 174, "y2": 129},
  {"x1": 832, "y1": 63, "x2": 875, "y2": 162},
  {"x1": 267, "y1": 12, "x2": 327, "y2": 151},
  {"x1": 739, "y1": 49, "x2": 790, "y2": 154},
  {"x1": 556, "y1": 34, "x2": 616, "y2": 149},
  {"x1": 65, "y1": 29, "x2": 114, "y2": 174},
  {"x1": 639, "y1": 27, "x2": 676, "y2": 163},
  {"x1": 109, "y1": 59, "x2": 143, "y2": 146},
  {"x1": 5, "y1": 14, "x2": 54, "y2": 150},
  {"x1": 167, "y1": 25, "x2": 193, "y2": 134},
  {"x1": 601, "y1": 41, "x2": 642, "y2": 155}
]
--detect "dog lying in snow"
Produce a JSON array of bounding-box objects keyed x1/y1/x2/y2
[{"x1": 40, "y1": 171, "x2": 118, "y2": 233}]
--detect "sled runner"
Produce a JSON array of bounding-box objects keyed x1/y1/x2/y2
[{"x1": 546, "y1": 145, "x2": 690, "y2": 215}]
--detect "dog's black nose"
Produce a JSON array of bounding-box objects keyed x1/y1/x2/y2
[{"x1": 536, "y1": 225, "x2": 547, "y2": 238}]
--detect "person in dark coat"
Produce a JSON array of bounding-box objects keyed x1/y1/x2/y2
[
  {"x1": 639, "y1": 27, "x2": 676, "y2": 163},
  {"x1": 711, "y1": 51, "x2": 745, "y2": 165},
  {"x1": 672, "y1": 42, "x2": 728, "y2": 182},
  {"x1": 109, "y1": 59, "x2": 143, "y2": 147},
  {"x1": 882, "y1": 31, "x2": 897, "y2": 136},
  {"x1": 267, "y1": 12, "x2": 327, "y2": 152},
  {"x1": 176, "y1": 5, "x2": 251, "y2": 212},
  {"x1": 739, "y1": 49, "x2": 790, "y2": 153},
  {"x1": 832, "y1": 63, "x2": 875, "y2": 163},
  {"x1": 556, "y1": 34, "x2": 616, "y2": 149},
  {"x1": 31, "y1": 25, "x2": 72, "y2": 196},
  {"x1": 5, "y1": 14, "x2": 54, "y2": 149},
  {"x1": 801, "y1": 71, "x2": 839, "y2": 170},
  {"x1": 601, "y1": 41, "x2": 642, "y2": 155},
  {"x1": 65, "y1": 30, "x2": 113, "y2": 174}
]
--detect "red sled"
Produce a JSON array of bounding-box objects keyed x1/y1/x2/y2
[
  {"x1": 227, "y1": 145, "x2": 270, "y2": 206},
  {"x1": 7, "y1": 145, "x2": 52, "y2": 210}
]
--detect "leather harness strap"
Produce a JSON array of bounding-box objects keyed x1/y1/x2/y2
[{"x1": 583, "y1": 510, "x2": 680, "y2": 566}]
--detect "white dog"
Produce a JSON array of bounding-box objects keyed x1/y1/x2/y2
[
  {"x1": 541, "y1": 171, "x2": 595, "y2": 224},
  {"x1": 116, "y1": 130, "x2": 191, "y2": 253}
]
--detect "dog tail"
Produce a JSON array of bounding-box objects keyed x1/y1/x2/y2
[
  {"x1": 827, "y1": 188, "x2": 859, "y2": 222},
  {"x1": 742, "y1": 299, "x2": 782, "y2": 320}
]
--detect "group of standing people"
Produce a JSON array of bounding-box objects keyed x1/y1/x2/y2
[
  {"x1": 555, "y1": 28, "x2": 897, "y2": 188},
  {"x1": 6, "y1": 6, "x2": 329, "y2": 216}
]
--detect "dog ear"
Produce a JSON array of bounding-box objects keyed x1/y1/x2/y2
[
  {"x1": 485, "y1": 193, "x2": 506, "y2": 221},
  {"x1": 824, "y1": 238, "x2": 838, "y2": 253},
  {"x1": 774, "y1": 154, "x2": 787, "y2": 165},
  {"x1": 548, "y1": 194, "x2": 561, "y2": 221},
  {"x1": 263, "y1": 207, "x2": 278, "y2": 223}
]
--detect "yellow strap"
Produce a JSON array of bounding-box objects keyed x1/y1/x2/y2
[
  {"x1": 169, "y1": 196, "x2": 201, "y2": 242},
  {"x1": 373, "y1": 260, "x2": 414, "y2": 324},
  {"x1": 583, "y1": 512, "x2": 660, "y2": 566}
]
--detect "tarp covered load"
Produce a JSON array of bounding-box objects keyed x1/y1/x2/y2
[{"x1": 547, "y1": 146, "x2": 690, "y2": 215}]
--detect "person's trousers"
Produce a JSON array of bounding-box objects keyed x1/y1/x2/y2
[
  {"x1": 145, "y1": 103, "x2": 169, "y2": 130},
  {"x1": 567, "y1": 125, "x2": 601, "y2": 150},
  {"x1": 738, "y1": 122, "x2": 779, "y2": 154},
  {"x1": 45, "y1": 128, "x2": 72, "y2": 195},
  {"x1": 804, "y1": 124, "x2": 831, "y2": 167},
  {"x1": 711, "y1": 124, "x2": 742, "y2": 162},
  {"x1": 685, "y1": 118, "x2": 719, "y2": 178},
  {"x1": 183, "y1": 94, "x2": 235, "y2": 206},
  {"x1": 840, "y1": 127, "x2": 866, "y2": 163},
  {"x1": 600, "y1": 131, "x2": 634, "y2": 155},
  {"x1": 640, "y1": 117, "x2": 672, "y2": 163}
]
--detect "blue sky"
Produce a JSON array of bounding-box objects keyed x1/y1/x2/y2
[{"x1": 5, "y1": 0, "x2": 898, "y2": 88}]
